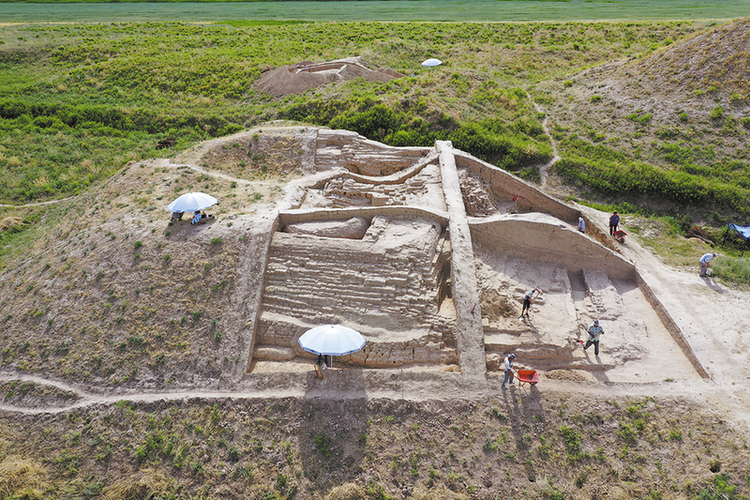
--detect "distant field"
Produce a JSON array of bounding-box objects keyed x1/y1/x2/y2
[{"x1": 1, "y1": 0, "x2": 750, "y2": 23}]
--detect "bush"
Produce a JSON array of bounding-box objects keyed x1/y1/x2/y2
[
  {"x1": 558, "y1": 425, "x2": 583, "y2": 460},
  {"x1": 712, "y1": 257, "x2": 750, "y2": 285},
  {"x1": 552, "y1": 135, "x2": 749, "y2": 216},
  {"x1": 314, "y1": 434, "x2": 332, "y2": 458}
]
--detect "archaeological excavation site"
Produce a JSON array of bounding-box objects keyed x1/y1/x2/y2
[{"x1": 193, "y1": 127, "x2": 707, "y2": 387}]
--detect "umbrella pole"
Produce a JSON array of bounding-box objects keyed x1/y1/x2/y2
[{"x1": 330, "y1": 356, "x2": 333, "y2": 369}]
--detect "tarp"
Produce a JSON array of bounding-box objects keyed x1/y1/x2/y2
[{"x1": 728, "y1": 223, "x2": 750, "y2": 242}]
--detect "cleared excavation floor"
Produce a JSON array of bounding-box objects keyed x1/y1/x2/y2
[{"x1": 478, "y1": 247, "x2": 701, "y2": 383}]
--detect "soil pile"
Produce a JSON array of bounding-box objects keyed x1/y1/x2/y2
[
  {"x1": 257, "y1": 57, "x2": 404, "y2": 96},
  {"x1": 620, "y1": 18, "x2": 750, "y2": 99}
]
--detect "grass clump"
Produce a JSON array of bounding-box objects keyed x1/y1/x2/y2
[
  {"x1": 314, "y1": 433, "x2": 332, "y2": 459},
  {"x1": 0, "y1": 456, "x2": 48, "y2": 499},
  {"x1": 712, "y1": 257, "x2": 750, "y2": 284},
  {"x1": 102, "y1": 468, "x2": 171, "y2": 500},
  {"x1": 557, "y1": 425, "x2": 583, "y2": 461}
]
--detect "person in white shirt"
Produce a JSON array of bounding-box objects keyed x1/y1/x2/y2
[
  {"x1": 577, "y1": 217, "x2": 585, "y2": 233},
  {"x1": 520, "y1": 288, "x2": 541, "y2": 319}
]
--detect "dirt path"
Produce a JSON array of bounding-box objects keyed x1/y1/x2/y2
[
  {"x1": 532, "y1": 99, "x2": 560, "y2": 189},
  {"x1": 3, "y1": 370, "x2": 746, "y2": 434},
  {"x1": 161, "y1": 158, "x2": 279, "y2": 190},
  {"x1": 0, "y1": 196, "x2": 75, "y2": 208}
]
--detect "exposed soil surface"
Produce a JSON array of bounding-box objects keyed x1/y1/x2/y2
[{"x1": 257, "y1": 57, "x2": 404, "y2": 97}]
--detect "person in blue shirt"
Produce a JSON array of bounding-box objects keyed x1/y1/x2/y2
[
  {"x1": 584, "y1": 320, "x2": 604, "y2": 356},
  {"x1": 699, "y1": 253, "x2": 717, "y2": 277},
  {"x1": 609, "y1": 212, "x2": 620, "y2": 236}
]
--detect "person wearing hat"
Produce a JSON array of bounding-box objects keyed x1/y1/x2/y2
[
  {"x1": 577, "y1": 216, "x2": 586, "y2": 233},
  {"x1": 501, "y1": 353, "x2": 517, "y2": 389},
  {"x1": 609, "y1": 211, "x2": 620, "y2": 236},
  {"x1": 584, "y1": 320, "x2": 604, "y2": 356},
  {"x1": 699, "y1": 252, "x2": 717, "y2": 277},
  {"x1": 519, "y1": 287, "x2": 541, "y2": 320}
]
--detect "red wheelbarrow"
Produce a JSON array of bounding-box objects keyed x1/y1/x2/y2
[
  {"x1": 613, "y1": 230, "x2": 627, "y2": 244},
  {"x1": 516, "y1": 369, "x2": 539, "y2": 386}
]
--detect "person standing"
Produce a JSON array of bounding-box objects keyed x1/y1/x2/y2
[
  {"x1": 501, "y1": 353, "x2": 516, "y2": 389},
  {"x1": 578, "y1": 217, "x2": 586, "y2": 233},
  {"x1": 699, "y1": 253, "x2": 717, "y2": 277},
  {"x1": 584, "y1": 320, "x2": 604, "y2": 356},
  {"x1": 609, "y1": 211, "x2": 620, "y2": 236},
  {"x1": 519, "y1": 288, "x2": 541, "y2": 319}
]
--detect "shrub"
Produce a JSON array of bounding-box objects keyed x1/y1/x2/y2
[
  {"x1": 696, "y1": 473, "x2": 736, "y2": 500},
  {"x1": 558, "y1": 425, "x2": 583, "y2": 460},
  {"x1": 314, "y1": 434, "x2": 332, "y2": 458},
  {"x1": 709, "y1": 105, "x2": 724, "y2": 121}
]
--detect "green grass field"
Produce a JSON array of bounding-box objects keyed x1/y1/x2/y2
[{"x1": 2, "y1": 0, "x2": 750, "y2": 23}]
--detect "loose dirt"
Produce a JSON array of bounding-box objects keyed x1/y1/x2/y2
[{"x1": 257, "y1": 57, "x2": 404, "y2": 97}]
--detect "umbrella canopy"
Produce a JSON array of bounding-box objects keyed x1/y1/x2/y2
[
  {"x1": 421, "y1": 58, "x2": 443, "y2": 67},
  {"x1": 166, "y1": 192, "x2": 218, "y2": 213},
  {"x1": 298, "y1": 324, "x2": 366, "y2": 357}
]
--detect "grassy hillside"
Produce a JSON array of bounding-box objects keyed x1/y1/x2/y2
[
  {"x1": 5, "y1": 19, "x2": 680, "y2": 204},
  {"x1": 539, "y1": 19, "x2": 750, "y2": 223},
  {"x1": 5, "y1": 19, "x2": 738, "y2": 268}
]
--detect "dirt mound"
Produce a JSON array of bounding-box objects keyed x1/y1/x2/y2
[
  {"x1": 257, "y1": 57, "x2": 404, "y2": 96},
  {"x1": 620, "y1": 19, "x2": 750, "y2": 98}
]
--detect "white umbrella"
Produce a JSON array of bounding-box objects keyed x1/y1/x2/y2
[
  {"x1": 421, "y1": 58, "x2": 443, "y2": 67},
  {"x1": 298, "y1": 324, "x2": 366, "y2": 368},
  {"x1": 166, "y1": 192, "x2": 218, "y2": 213}
]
